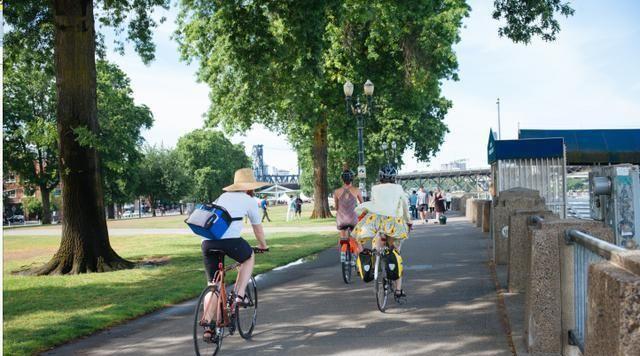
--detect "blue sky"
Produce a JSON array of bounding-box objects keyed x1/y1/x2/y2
[{"x1": 105, "y1": 0, "x2": 640, "y2": 173}]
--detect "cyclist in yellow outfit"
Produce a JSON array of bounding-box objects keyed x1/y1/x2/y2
[{"x1": 353, "y1": 164, "x2": 411, "y2": 298}]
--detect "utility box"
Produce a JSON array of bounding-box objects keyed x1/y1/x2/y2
[{"x1": 589, "y1": 164, "x2": 640, "y2": 248}]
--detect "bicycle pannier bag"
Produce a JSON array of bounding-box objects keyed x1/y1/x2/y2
[
  {"x1": 185, "y1": 204, "x2": 242, "y2": 240},
  {"x1": 356, "y1": 248, "x2": 374, "y2": 283},
  {"x1": 384, "y1": 249, "x2": 403, "y2": 281}
]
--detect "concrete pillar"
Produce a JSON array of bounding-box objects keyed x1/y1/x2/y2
[
  {"x1": 492, "y1": 188, "x2": 546, "y2": 265},
  {"x1": 474, "y1": 200, "x2": 485, "y2": 228},
  {"x1": 465, "y1": 198, "x2": 473, "y2": 221},
  {"x1": 482, "y1": 200, "x2": 491, "y2": 233},
  {"x1": 507, "y1": 209, "x2": 556, "y2": 293},
  {"x1": 526, "y1": 220, "x2": 614, "y2": 355},
  {"x1": 459, "y1": 194, "x2": 473, "y2": 214},
  {"x1": 585, "y1": 251, "x2": 640, "y2": 356}
]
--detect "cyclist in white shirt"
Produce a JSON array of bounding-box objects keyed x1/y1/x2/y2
[{"x1": 200, "y1": 168, "x2": 269, "y2": 339}]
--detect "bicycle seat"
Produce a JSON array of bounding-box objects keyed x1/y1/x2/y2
[{"x1": 206, "y1": 249, "x2": 226, "y2": 256}]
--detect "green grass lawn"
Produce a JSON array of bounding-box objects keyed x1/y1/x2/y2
[
  {"x1": 3, "y1": 230, "x2": 337, "y2": 355},
  {"x1": 105, "y1": 203, "x2": 335, "y2": 229},
  {"x1": 3, "y1": 203, "x2": 335, "y2": 230}
]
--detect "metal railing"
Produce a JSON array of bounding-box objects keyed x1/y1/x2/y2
[{"x1": 564, "y1": 229, "x2": 625, "y2": 352}]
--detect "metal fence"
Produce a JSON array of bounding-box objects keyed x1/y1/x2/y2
[
  {"x1": 565, "y1": 229, "x2": 625, "y2": 352},
  {"x1": 494, "y1": 157, "x2": 567, "y2": 217}
]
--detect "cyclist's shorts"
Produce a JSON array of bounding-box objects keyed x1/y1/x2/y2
[
  {"x1": 201, "y1": 238, "x2": 252, "y2": 282},
  {"x1": 353, "y1": 213, "x2": 409, "y2": 240},
  {"x1": 337, "y1": 223, "x2": 356, "y2": 231}
]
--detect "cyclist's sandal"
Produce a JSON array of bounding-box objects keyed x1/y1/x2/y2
[
  {"x1": 394, "y1": 289, "x2": 407, "y2": 298},
  {"x1": 203, "y1": 327, "x2": 214, "y2": 342},
  {"x1": 235, "y1": 294, "x2": 251, "y2": 307}
]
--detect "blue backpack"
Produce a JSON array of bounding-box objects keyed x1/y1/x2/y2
[{"x1": 185, "y1": 203, "x2": 242, "y2": 240}]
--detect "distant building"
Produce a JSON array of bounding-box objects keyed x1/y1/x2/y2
[
  {"x1": 441, "y1": 159, "x2": 468, "y2": 171},
  {"x1": 3, "y1": 172, "x2": 25, "y2": 215}
]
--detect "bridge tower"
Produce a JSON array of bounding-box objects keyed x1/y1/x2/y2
[{"x1": 252, "y1": 145, "x2": 265, "y2": 179}]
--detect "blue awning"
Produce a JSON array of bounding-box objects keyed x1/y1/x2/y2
[
  {"x1": 488, "y1": 130, "x2": 564, "y2": 164},
  {"x1": 519, "y1": 129, "x2": 640, "y2": 165}
]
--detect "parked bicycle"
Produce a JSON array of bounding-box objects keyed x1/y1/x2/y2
[{"x1": 193, "y1": 247, "x2": 268, "y2": 356}]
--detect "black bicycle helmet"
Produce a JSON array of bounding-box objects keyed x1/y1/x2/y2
[
  {"x1": 378, "y1": 164, "x2": 397, "y2": 183},
  {"x1": 341, "y1": 169, "x2": 354, "y2": 184}
]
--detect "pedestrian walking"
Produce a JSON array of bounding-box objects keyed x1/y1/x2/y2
[
  {"x1": 417, "y1": 186, "x2": 428, "y2": 222},
  {"x1": 409, "y1": 190, "x2": 418, "y2": 220},
  {"x1": 261, "y1": 196, "x2": 271, "y2": 222},
  {"x1": 445, "y1": 190, "x2": 452, "y2": 211},
  {"x1": 428, "y1": 191, "x2": 435, "y2": 218},
  {"x1": 294, "y1": 196, "x2": 303, "y2": 218},
  {"x1": 286, "y1": 196, "x2": 296, "y2": 222},
  {"x1": 434, "y1": 188, "x2": 446, "y2": 223}
]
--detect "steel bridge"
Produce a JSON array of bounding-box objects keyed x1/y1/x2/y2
[
  {"x1": 255, "y1": 174, "x2": 300, "y2": 185},
  {"x1": 396, "y1": 168, "x2": 491, "y2": 193}
]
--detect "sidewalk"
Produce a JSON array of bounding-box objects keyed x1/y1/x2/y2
[{"x1": 44, "y1": 214, "x2": 513, "y2": 355}]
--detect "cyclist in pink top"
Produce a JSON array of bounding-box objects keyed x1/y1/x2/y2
[{"x1": 334, "y1": 169, "x2": 363, "y2": 239}]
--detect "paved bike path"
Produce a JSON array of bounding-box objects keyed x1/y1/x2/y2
[{"x1": 44, "y1": 216, "x2": 512, "y2": 356}]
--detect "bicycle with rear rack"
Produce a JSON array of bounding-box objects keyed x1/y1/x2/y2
[
  {"x1": 339, "y1": 227, "x2": 359, "y2": 284},
  {"x1": 373, "y1": 226, "x2": 411, "y2": 312},
  {"x1": 193, "y1": 247, "x2": 268, "y2": 356}
]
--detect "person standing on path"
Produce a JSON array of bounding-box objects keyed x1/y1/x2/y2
[
  {"x1": 409, "y1": 190, "x2": 418, "y2": 220},
  {"x1": 334, "y1": 169, "x2": 363, "y2": 240},
  {"x1": 434, "y1": 188, "x2": 446, "y2": 223},
  {"x1": 428, "y1": 191, "x2": 435, "y2": 218},
  {"x1": 445, "y1": 190, "x2": 452, "y2": 211},
  {"x1": 417, "y1": 186, "x2": 428, "y2": 223},
  {"x1": 261, "y1": 196, "x2": 271, "y2": 222}
]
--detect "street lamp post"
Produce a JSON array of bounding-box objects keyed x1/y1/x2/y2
[{"x1": 344, "y1": 79, "x2": 374, "y2": 199}]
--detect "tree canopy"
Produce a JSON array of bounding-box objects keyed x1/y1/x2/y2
[
  {"x1": 137, "y1": 145, "x2": 190, "y2": 216},
  {"x1": 175, "y1": 129, "x2": 251, "y2": 202},
  {"x1": 176, "y1": 0, "x2": 468, "y2": 215},
  {"x1": 3, "y1": 41, "x2": 59, "y2": 223},
  {"x1": 493, "y1": 0, "x2": 574, "y2": 44},
  {"x1": 95, "y1": 60, "x2": 154, "y2": 209}
]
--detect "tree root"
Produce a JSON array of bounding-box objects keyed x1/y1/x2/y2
[{"x1": 27, "y1": 252, "x2": 134, "y2": 276}]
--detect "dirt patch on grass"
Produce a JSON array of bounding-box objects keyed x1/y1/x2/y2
[{"x1": 136, "y1": 256, "x2": 172, "y2": 268}]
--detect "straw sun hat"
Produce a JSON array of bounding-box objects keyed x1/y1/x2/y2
[{"x1": 223, "y1": 168, "x2": 270, "y2": 191}]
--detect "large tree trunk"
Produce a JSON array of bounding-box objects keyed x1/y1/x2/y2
[
  {"x1": 40, "y1": 185, "x2": 52, "y2": 224},
  {"x1": 107, "y1": 203, "x2": 115, "y2": 219},
  {"x1": 310, "y1": 119, "x2": 332, "y2": 219},
  {"x1": 149, "y1": 195, "x2": 156, "y2": 217},
  {"x1": 34, "y1": 0, "x2": 132, "y2": 275}
]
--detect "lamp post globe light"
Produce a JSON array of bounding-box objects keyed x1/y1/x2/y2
[{"x1": 344, "y1": 79, "x2": 374, "y2": 199}]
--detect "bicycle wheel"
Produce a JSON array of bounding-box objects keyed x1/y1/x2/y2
[
  {"x1": 236, "y1": 276, "x2": 258, "y2": 339},
  {"x1": 375, "y1": 254, "x2": 389, "y2": 312},
  {"x1": 342, "y1": 250, "x2": 352, "y2": 284},
  {"x1": 194, "y1": 285, "x2": 223, "y2": 356}
]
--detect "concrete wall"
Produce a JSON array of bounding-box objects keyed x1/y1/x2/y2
[
  {"x1": 526, "y1": 220, "x2": 614, "y2": 355},
  {"x1": 585, "y1": 251, "x2": 640, "y2": 356},
  {"x1": 492, "y1": 188, "x2": 546, "y2": 265},
  {"x1": 466, "y1": 198, "x2": 477, "y2": 222},
  {"x1": 507, "y1": 210, "x2": 556, "y2": 293},
  {"x1": 482, "y1": 200, "x2": 491, "y2": 233},
  {"x1": 474, "y1": 200, "x2": 486, "y2": 228}
]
